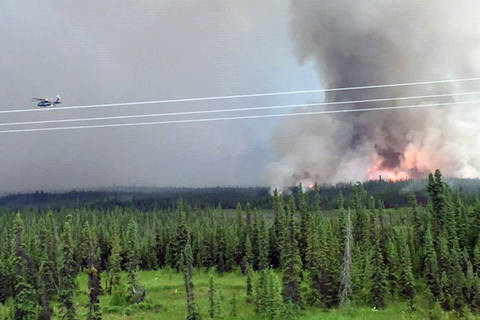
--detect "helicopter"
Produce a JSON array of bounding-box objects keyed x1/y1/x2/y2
[{"x1": 33, "y1": 95, "x2": 61, "y2": 107}]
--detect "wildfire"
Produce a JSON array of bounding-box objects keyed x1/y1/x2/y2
[
  {"x1": 368, "y1": 167, "x2": 410, "y2": 182},
  {"x1": 368, "y1": 154, "x2": 410, "y2": 182},
  {"x1": 368, "y1": 147, "x2": 434, "y2": 182}
]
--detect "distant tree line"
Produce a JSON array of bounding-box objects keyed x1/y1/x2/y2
[{"x1": 2, "y1": 178, "x2": 480, "y2": 211}]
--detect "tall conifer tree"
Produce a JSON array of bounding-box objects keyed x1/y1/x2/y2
[
  {"x1": 12, "y1": 214, "x2": 38, "y2": 320},
  {"x1": 107, "y1": 225, "x2": 122, "y2": 295},
  {"x1": 339, "y1": 208, "x2": 353, "y2": 307},
  {"x1": 397, "y1": 231, "x2": 415, "y2": 308},
  {"x1": 424, "y1": 224, "x2": 440, "y2": 298},
  {"x1": 126, "y1": 219, "x2": 145, "y2": 303},
  {"x1": 371, "y1": 220, "x2": 386, "y2": 309},
  {"x1": 85, "y1": 221, "x2": 102, "y2": 320},
  {"x1": 282, "y1": 207, "x2": 302, "y2": 306},
  {"x1": 60, "y1": 214, "x2": 77, "y2": 320},
  {"x1": 37, "y1": 218, "x2": 55, "y2": 320},
  {"x1": 183, "y1": 242, "x2": 202, "y2": 320}
]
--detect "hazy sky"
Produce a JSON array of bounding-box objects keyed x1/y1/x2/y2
[{"x1": 0, "y1": 0, "x2": 320, "y2": 192}]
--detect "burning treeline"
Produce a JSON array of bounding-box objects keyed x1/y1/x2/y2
[{"x1": 268, "y1": 0, "x2": 480, "y2": 189}]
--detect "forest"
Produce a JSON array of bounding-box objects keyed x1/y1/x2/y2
[
  {"x1": 1, "y1": 170, "x2": 480, "y2": 319},
  {"x1": 2, "y1": 177, "x2": 480, "y2": 211}
]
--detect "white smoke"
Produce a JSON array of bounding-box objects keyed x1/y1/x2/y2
[{"x1": 268, "y1": 0, "x2": 480, "y2": 188}]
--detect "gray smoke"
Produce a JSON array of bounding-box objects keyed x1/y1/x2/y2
[
  {"x1": 268, "y1": 0, "x2": 480, "y2": 188},
  {"x1": 1, "y1": 0, "x2": 310, "y2": 193}
]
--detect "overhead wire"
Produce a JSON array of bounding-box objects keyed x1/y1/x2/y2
[
  {"x1": 0, "y1": 98, "x2": 479, "y2": 134},
  {"x1": 0, "y1": 90, "x2": 479, "y2": 127},
  {"x1": 2, "y1": 76, "x2": 480, "y2": 114}
]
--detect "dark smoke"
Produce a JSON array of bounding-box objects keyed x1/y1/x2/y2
[
  {"x1": 375, "y1": 147, "x2": 402, "y2": 169},
  {"x1": 268, "y1": 0, "x2": 480, "y2": 188}
]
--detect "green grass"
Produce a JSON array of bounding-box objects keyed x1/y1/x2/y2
[
  {"x1": 76, "y1": 269, "x2": 256, "y2": 320},
  {"x1": 1, "y1": 269, "x2": 479, "y2": 319},
  {"x1": 78, "y1": 269, "x2": 480, "y2": 320}
]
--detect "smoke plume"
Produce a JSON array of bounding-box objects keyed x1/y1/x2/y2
[{"x1": 268, "y1": 0, "x2": 480, "y2": 188}]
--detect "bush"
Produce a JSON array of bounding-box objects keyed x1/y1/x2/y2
[
  {"x1": 124, "y1": 306, "x2": 134, "y2": 316},
  {"x1": 102, "y1": 306, "x2": 122, "y2": 314},
  {"x1": 133, "y1": 298, "x2": 166, "y2": 312},
  {"x1": 428, "y1": 302, "x2": 446, "y2": 320},
  {"x1": 110, "y1": 283, "x2": 128, "y2": 307},
  {"x1": 0, "y1": 298, "x2": 14, "y2": 320}
]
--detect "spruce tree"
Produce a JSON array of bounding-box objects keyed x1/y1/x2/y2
[
  {"x1": 352, "y1": 184, "x2": 369, "y2": 244},
  {"x1": 78, "y1": 220, "x2": 91, "y2": 270},
  {"x1": 306, "y1": 233, "x2": 323, "y2": 306},
  {"x1": 252, "y1": 211, "x2": 260, "y2": 270},
  {"x1": 216, "y1": 220, "x2": 227, "y2": 275},
  {"x1": 183, "y1": 242, "x2": 202, "y2": 320},
  {"x1": 473, "y1": 239, "x2": 480, "y2": 276},
  {"x1": 303, "y1": 214, "x2": 315, "y2": 273},
  {"x1": 245, "y1": 203, "x2": 253, "y2": 242},
  {"x1": 242, "y1": 235, "x2": 253, "y2": 273},
  {"x1": 246, "y1": 263, "x2": 253, "y2": 303},
  {"x1": 282, "y1": 207, "x2": 302, "y2": 307},
  {"x1": 125, "y1": 219, "x2": 145, "y2": 303},
  {"x1": 255, "y1": 270, "x2": 268, "y2": 313},
  {"x1": 255, "y1": 270, "x2": 284, "y2": 320},
  {"x1": 424, "y1": 224, "x2": 440, "y2": 298},
  {"x1": 470, "y1": 204, "x2": 480, "y2": 254},
  {"x1": 409, "y1": 194, "x2": 423, "y2": 273},
  {"x1": 235, "y1": 203, "x2": 246, "y2": 270},
  {"x1": 107, "y1": 228, "x2": 122, "y2": 295},
  {"x1": 212, "y1": 291, "x2": 226, "y2": 320},
  {"x1": 0, "y1": 247, "x2": 9, "y2": 303},
  {"x1": 200, "y1": 228, "x2": 217, "y2": 270},
  {"x1": 471, "y1": 278, "x2": 480, "y2": 312},
  {"x1": 437, "y1": 234, "x2": 450, "y2": 275},
  {"x1": 316, "y1": 222, "x2": 341, "y2": 308},
  {"x1": 269, "y1": 189, "x2": 285, "y2": 269},
  {"x1": 60, "y1": 214, "x2": 77, "y2": 320},
  {"x1": 224, "y1": 226, "x2": 236, "y2": 273},
  {"x1": 12, "y1": 214, "x2": 38, "y2": 320},
  {"x1": 37, "y1": 218, "x2": 55, "y2": 320},
  {"x1": 427, "y1": 170, "x2": 447, "y2": 238},
  {"x1": 339, "y1": 208, "x2": 353, "y2": 307},
  {"x1": 267, "y1": 271, "x2": 285, "y2": 319},
  {"x1": 440, "y1": 271, "x2": 453, "y2": 310},
  {"x1": 450, "y1": 257, "x2": 466, "y2": 311},
  {"x1": 298, "y1": 184, "x2": 312, "y2": 266},
  {"x1": 169, "y1": 208, "x2": 190, "y2": 271},
  {"x1": 310, "y1": 184, "x2": 321, "y2": 213},
  {"x1": 352, "y1": 247, "x2": 373, "y2": 304},
  {"x1": 397, "y1": 230, "x2": 415, "y2": 308},
  {"x1": 256, "y1": 213, "x2": 269, "y2": 271},
  {"x1": 465, "y1": 260, "x2": 475, "y2": 307},
  {"x1": 371, "y1": 221, "x2": 386, "y2": 309},
  {"x1": 0, "y1": 226, "x2": 14, "y2": 304},
  {"x1": 87, "y1": 265, "x2": 102, "y2": 320},
  {"x1": 45, "y1": 212, "x2": 60, "y2": 290},
  {"x1": 454, "y1": 194, "x2": 468, "y2": 249},
  {"x1": 85, "y1": 221, "x2": 102, "y2": 320},
  {"x1": 337, "y1": 192, "x2": 346, "y2": 249}
]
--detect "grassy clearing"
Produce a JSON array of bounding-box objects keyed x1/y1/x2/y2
[
  {"x1": 73, "y1": 269, "x2": 477, "y2": 320},
  {"x1": 1, "y1": 269, "x2": 478, "y2": 319}
]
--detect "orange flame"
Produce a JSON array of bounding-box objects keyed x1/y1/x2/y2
[
  {"x1": 368, "y1": 166, "x2": 410, "y2": 182},
  {"x1": 368, "y1": 147, "x2": 434, "y2": 182}
]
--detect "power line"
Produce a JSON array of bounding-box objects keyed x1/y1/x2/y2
[
  {"x1": 0, "y1": 98, "x2": 478, "y2": 134},
  {"x1": 2, "y1": 76, "x2": 480, "y2": 114},
  {"x1": 1, "y1": 91, "x2": 479, "y2": 127}
]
